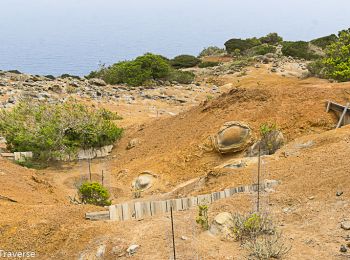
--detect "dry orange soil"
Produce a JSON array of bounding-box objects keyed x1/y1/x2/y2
[{"x1": 1, "y1": 66, "x2": 350, "y2": 259}]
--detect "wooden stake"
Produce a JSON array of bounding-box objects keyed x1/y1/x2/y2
[{"x1": 336, "y1": 103, "x2": 349, "y2": 129}]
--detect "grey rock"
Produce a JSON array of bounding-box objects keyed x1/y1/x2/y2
[
  {"x1": 341, "y1": 220, "x2": 350, "y2": 230},
  {"x1": 340, "y1": 245, "x2": 347, "y2": 253},
  {"x1": 88, "y1": 78, "x2": 106, "y2": 86},
  {"x1": 126, "y1": 244, "x2": 139, "y2": 255}
]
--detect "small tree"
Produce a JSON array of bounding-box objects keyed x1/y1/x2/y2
[
  {"x1": 260, "y1": 33, "x2": 283, "y2": 45},
  {"x1": 79, "y1": 182, "x2": 111, "y2": 206},
  {"x1": 170, "y1": 55, "x2": 201, "y2": 68},
  {"x1": 322, "y1": 29, "x2": 350, "y2": 82}
]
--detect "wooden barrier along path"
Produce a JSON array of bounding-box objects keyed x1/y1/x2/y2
[{"x1": 86, "y1": 182, "x2": 275, "y2": 221}]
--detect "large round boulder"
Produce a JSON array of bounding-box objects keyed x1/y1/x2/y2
[
  {"x1": 132, "y1": 171, "x2": 157, "y2": 191},
  {"x1": 212, "y1": 121, "x2": 253, "y2": 154},
  {"x1": 209, "y1": 212, "x2": 234, "y2": 238}
]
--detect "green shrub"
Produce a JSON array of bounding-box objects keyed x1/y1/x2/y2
[
  {"x1": 196, "y1": 204, "x2": 209, "y2": 230},
  {"x1": 87, "y1": 53, "x2": 171, "y2": 86},
  {"x1": 281, "y1": 41, "x2": 320, "y2": 60},
  {"x1": 198, "y1": 61, "x2": 220, "y2": 68},
  {"x1": 310, "y1": 34, "x2": 338, "y2": 49},
  {"x1": 307, "y1": 59, "x2": 325, "y2": 77},
  {"x1": 259, "y1": 33, "x2": 283, "y2": 45},
  {"x1": 170, "y1": 55, "x2": 201, "y2": 68},
  {"x1": 322, "y1": 29, "x2": 350, "y2": 82},
  {"x1": 247, "y1": 44, "x2": 276, "y2": 56},
  {"x1": 225, "y1": 37, "x2": 261, "y2": 53},
  {"x1": 78, "y1": 182, "x2": 111, "y2": 206},
  {"x1": 198, "y1": 46, "x2": 226, "y2": 57},
  {"x1": 232, "y1": 213, "x2": 275, "y2": 242},
  {"x1": 229, "y1": 57, "x2": 253, "y2": 72},
  {"x1": 246, "y1": 233, "x2": 291, "y2": 259},
  {"x1": 167, "y1": 70, "x2": 195, "y2": 84},
  {"x1": 0, "y1": 100, "x2": 123, "y2": 160}
]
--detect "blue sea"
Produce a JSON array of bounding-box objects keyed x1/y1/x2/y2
[{"x1": 0, "y1": 0, "x2": 349, "y2": 76}]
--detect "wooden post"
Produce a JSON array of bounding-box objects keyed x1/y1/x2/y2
[
  {"x1": 257, "y1": 143, "x2": 261, "y2": 212},
  {"x1": 101, "y1": 170, "x2": 104, "y2": 186},
  {"x1": 88, "y1": 158, "x2": 92, "y2": 181},
  {"x1": 326, "y1": 101, "x2": 331, "y2": 113},
  {"x1": 170, "y1": 205, "x2": 176, "y2": 260},
  {"x1": 336, "y1": 103, "x2": 350, "y2": 129}
]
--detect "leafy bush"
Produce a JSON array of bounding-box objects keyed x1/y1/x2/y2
[
  {"x1": 247, "y1": 44, "x2": 277, "y2": 56},
  {"x1": 198, "y1": 61, "x2": 220, "y2": 68},
  {"x1": 167, "y1": 70, "x2": 195, "y2": 84},
  {"x1": 170, "y1": 55, "x2": 201, "y2": 68},
  {"x1": 322, "y1": 29, "x2": 350, "y2": 82},
  {"x1": 196, "y1": 204, "x2": 209, "y2": 230},
  {"x1": 79, "y1": 182, "x2": 111, "y2": 206},
  {"x1": 198, "y1": 46, "x2": 226, "y2": 57},
  {"x1": 246, "y1": 233, "x2": 291, "y2": 260},
  {"x1": 0, "y1": 100, "x2": 123, "y2": 160},
  {"x1": 87, "y1": 53, "x2": 171, "y2": 86},
  {"x1": 307, "y1": 59, "x2": 325, "y2": 77},
  {"x1": 310, "y1": 34, "x2": 338, "y2": 49},
  {"x1": 259, "y1": 33, "x2": 283, "y2": 45},
  {"x1": 225, "y1": 37, "x2": 261, "y2": 53},
  {"x1": 260, "y1": 122, "x2": 277, "y2": 137},
  {"x1": 229, "y1": 57, "x2": 253, "y2": 72},
  {"x1": 232, "y1": 213, "x2": 275, "y2": 242},
  {"x1": 281, "y1": 41, "x2": 320, "y2": 60}
]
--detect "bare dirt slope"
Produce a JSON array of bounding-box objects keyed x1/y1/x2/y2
[{"x1": 1, "y1": 67, "x2": 350, "y2": 259}]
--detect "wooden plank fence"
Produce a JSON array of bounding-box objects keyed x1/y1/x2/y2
[
  {"x1": 326, "y1": 101, "x2": 350, "y2": 128},
  {"x1": 86, "y1": 183, "x2": 271, "y2": 221}
]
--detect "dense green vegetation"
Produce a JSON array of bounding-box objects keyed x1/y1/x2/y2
[
  {"x1": 247, "y1": 44, "x2": 277, "y2": 56},
  {"x1": 224, "y1": 33, "x2": 282, "y2": 54},
  {"x1": 308, "y1": 29, "x2": 350, "y2": 82},
  {"x1": 310, "y1": 34, "x2": 338, "y2": 49},
  {"x1": 0, "y1": 101, "x2": 123, "y2": 160},
  {"x1": 198, "y1": 46, "x2": 226, "y2": 57},
  {"x1": 281, "y1": 41, "x2": 320, "y2": 60},
  {"x1": 87, "y1": 53, "x2": 196, "y2": 86},
  {"x1": 198, "y1": 61, "x2": 220, "y2": 68},
  {"x1": 78, "y1": 182, "x2": 111, "y2": 206},
  {"x1": 170, "y1": 55, "x2": 201, "y2": 68}
]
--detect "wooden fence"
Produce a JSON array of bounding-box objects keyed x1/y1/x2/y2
[{"x1": 86, "y1": 183, "x2": 273, "y2": 221}]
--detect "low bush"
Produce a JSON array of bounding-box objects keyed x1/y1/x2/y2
[
  {"x1": 281, "y1": 41, "x2": 320, "y2": 60},
  {"x1": 198, "y1": 46, "x2": 226, "y2": 57},
  {"x1": 225, "y1": 37, "x2": 261, "y2": 53},
  {"x1": 170, "y1": 55, "x2": 201, "y2": 68},
  {"x1": 310, "y1": 34, "x2": 338, "y2": 49},
  {"x1": 198, "y1": 61, "x2": 220, "y2": 68},
  {"x1": 247, "y1": 44, "x2": 276, "y2": 56},
  {"x1": 259, "y1": 33, "x2": 283, "y2": 45},
  {"x1": 167, "y1": 70, "x2": 195, "y2": 84},
  {"x1": 232, "y1": 213, "x2": 275, "y2": 242},
  {"x1": 78, "y1": 182, "x2": 111, "y2": 206},
  {"x1": 246, "y1": 233, "x2": 291, "y2": 260},
  {"x1": 229, "y1": 57, "x2": 253, "y2": 72},
  {"x1": 0, "y1": 100, "x2": 123, "y2": 160},
  {"x1": 87, "y1": 53, "x2": 171, "y2": 86}
]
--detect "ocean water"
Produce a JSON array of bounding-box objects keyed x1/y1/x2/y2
[{"x1": 0, "y1": 0, "x2": 349, "y2": 76}]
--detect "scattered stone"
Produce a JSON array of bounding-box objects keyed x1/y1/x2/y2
[
  {"x1": 95, "y1": 244, "x2": 106, "y2": 257},
  {"x1": 88, "y1": 78, "x2": 107, "y2": 86},
  {"x1": 212, "y1": 121, "x2": 253, "y2": 154},
  {"x1": 214, "y1": 157, "x2": 258, "y2": 169},
  {"x1": 336, "y1": 191, "x2": 344, "y2": 197},
  {"x1": 340, "y1": 245, "x2": 347, "y2": 253},
  {"x1": 126, "y1": 138, "x2": 140, "y2": 150},
  {"x1": 181, "y1": 236, "x2": 189, "y2": 240},
  {"x1": 341, "y1": 220, "x2": 350, "y2": 230},
  {"x1": 126, "y1": 244, "x2": 140, "y2": 255}
]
